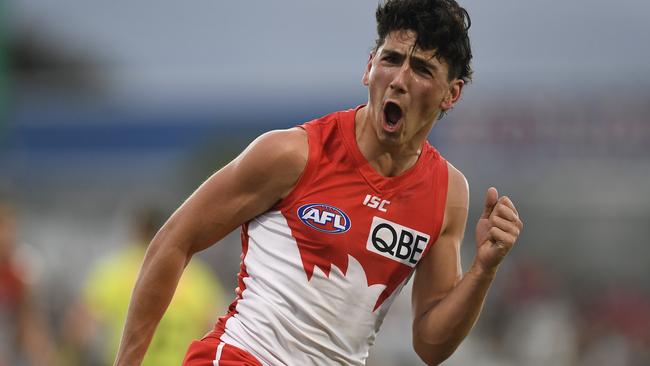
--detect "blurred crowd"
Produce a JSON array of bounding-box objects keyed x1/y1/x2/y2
[
  {"x1": 447, "y1": 259, "x2": 650, "y2": 366},
  {"x1": 0, "y1": 201, "x2": 56, "y2": 365},
  {"x1": 1, "y1": 196, "x2": 649, "y2": 366},
  {"x1": 0, "y1": 201, "x2": 226, "y2": 366}
]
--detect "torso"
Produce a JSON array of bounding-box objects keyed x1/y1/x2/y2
[{"x1": 210, "y1": 107, "x2": 449, "y2": 365}]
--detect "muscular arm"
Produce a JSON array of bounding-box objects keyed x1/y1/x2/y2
[
  {"x1": 411, "y1": 164, "x2": 523, "y2": 365},
  {"x1": 114, "y1": 128, "x2": 308, "y2": 366}
]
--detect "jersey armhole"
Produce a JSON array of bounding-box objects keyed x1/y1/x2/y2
[
  {"x1": 271, "y1": 123, "x2": 320, "y2": 211},
  {"x1": 416, "y1": 157, "x2": 450, "y2": 266}
]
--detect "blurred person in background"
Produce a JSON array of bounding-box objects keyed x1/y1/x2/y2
[
  {"x1": 0, "y1": 201, "x2": 58, "y2": 366},
  {"x1": 576, "y1": 287, "x2": 650, "y2": 366},
  {"x1": 115, "y1": 0, "x2": 523, "y2": 365},
  {"x1": 499, "y1": 259, "x2": 578, "y2": 366},
  {"x1": 63, "y1": 208, "x2": 225, "y2": 366}
]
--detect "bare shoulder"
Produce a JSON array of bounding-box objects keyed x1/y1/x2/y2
[
  {"x1": 240, "y1": 127, "x2": 307, "y2": 166},
  {"x1": 233, "y1": 127, "x2": 308, "y2": 197},
  {"x1": 445, "y1": 161, "x2": 469, "y2": 214}
]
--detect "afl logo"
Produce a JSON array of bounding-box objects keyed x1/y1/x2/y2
[{"x1": 297, "y1": 203, "x2": 351, "y2": 234}]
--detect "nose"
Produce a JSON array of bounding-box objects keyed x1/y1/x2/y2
[{"x1": 389, "y1": 63, "x2": 410, "y2": 94}]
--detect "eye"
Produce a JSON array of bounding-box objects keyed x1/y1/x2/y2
[
  {"x1": 413, "y1": 63, "x2": 433, "y2": 77},
  {"x1": 381, "y1": 53, "x2": 400, "y2": 64}
]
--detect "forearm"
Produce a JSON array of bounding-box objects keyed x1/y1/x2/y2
[
  {"x1": 413, "y1": 261, "x2": 496, "y2": 364},
  {"x1": 114, "y1": 237, "x2": 190, "y2": 366}
]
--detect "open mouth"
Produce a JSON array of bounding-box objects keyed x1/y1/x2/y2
[{"x1": 383, "y1": 102, "x2": 403, "y2": 131}]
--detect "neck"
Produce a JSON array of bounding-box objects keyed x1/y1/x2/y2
[{"x1": 354, "y1": 106, "x2": 425, "y2": 177}]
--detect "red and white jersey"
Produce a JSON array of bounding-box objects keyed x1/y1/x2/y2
[{"x1": 210, "y1": 106, "x2": 448, "y2": 365}]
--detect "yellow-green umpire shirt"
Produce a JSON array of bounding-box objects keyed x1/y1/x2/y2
[{"x1": 83, "y1": 244, "x2": 225, "y2": 366}]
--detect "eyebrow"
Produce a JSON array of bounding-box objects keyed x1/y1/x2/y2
[
  {"x1": 381, "y1": 48, "x2": 438, "y2": 71},
  {"x1": 411, "y1": 56, "x2": 437, "y2": 72},
  {"x1": 381, "y1": 49, "x2": 405, "y2": 61}
]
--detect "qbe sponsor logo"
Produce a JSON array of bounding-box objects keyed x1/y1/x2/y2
[
  {"x1": 366, "y1": 217, "x2": 430, "y2": 267},
  {"x1": 297, "y1": 203, "x2": 351, "y2": 234}
]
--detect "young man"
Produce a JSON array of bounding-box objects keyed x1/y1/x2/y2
[{"x1": 115, "y1": 1, "x2": 523, "y2": 365}]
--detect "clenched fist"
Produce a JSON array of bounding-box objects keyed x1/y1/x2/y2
[{"x1": 474, "y1": 187, "x2": 523, "y2": 273}]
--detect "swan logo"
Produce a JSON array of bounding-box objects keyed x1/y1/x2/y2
[{"x1": 297, "y1": 203, "x2": 351, "y2": 234}]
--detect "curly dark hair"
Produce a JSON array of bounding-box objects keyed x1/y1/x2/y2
[{"x1": 375, "y1": 0, "x2": 473, "y2": 83}]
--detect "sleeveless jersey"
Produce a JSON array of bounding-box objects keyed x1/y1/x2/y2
[{"x1": 208, "y1": 106, "x2": 448, "y2": 365}]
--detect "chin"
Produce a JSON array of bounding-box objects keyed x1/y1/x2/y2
[{"x1": 377, "y1": 131, "x2": 403, "y2": 146}]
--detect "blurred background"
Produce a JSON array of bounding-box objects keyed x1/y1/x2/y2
[{"x1": 1, "y1": 0, "x2": 649, "y2": 365}]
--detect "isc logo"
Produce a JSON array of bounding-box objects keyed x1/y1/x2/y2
[
  {"x1": 362, "y1": 194, "x2": 390, "y2": 212},
  {"x1": 297, "y1": 203, "x2": 351, "y2": 234},
  {"x1": 366, "y1": 216, "x2": 430, "y2": 267}
]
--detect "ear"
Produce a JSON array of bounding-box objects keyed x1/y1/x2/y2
[
  {"x1": 440, "y1": 79, "x2": 464, "y2": 111},
  {"x1": 362, "y1": 52, "x2": 374, "y2": 86}
]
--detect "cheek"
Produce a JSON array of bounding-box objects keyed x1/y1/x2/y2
[
  {"x1": 367, "y1": 68, "x2": 390, "y2": 99},
  {"x1": 369, "y1": 65, "x2": 393, "y2": 86},
  {"x1": 416, "y1": 80, "x2": 447, "y2": 109},
  {"x1": 411, "y1": 85, "x2": 437, "y2": 109}
]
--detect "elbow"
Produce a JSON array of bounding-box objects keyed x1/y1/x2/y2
[
  {"x1": 413, "y1": 341, "x2": 457, "y2": 366},
  {"x1": 412, "y1": 327, "x2": 462, "y2": 366}
]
